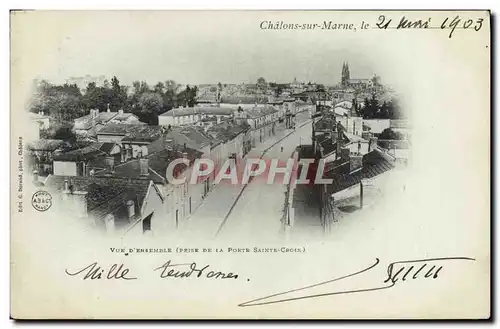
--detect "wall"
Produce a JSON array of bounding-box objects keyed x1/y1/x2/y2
[
  {"x1": 53, "y1": 161, "x2": 77, "y2": 176},
  {"x1": 363, "y1": 119, "x2": 391, "y2": 134},
  {"x1": 158, "y1": 115, "x2": 175, "y2": 126},
  {"x1": 97, "y1": 134, "x2": 125, "y2": 143}
]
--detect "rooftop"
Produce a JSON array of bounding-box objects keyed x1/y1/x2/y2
[
  {"x1": 327, "y1": 150, "x2": 395, "y2": 194},
  {"x1": 97, "y1": 123, "x2": 145, "y2": 136},
  {"x1": 44, "y1": 175, "x2": 156, "y2": 223},
  {"x1": 159, "y1": 106, "x2": 236, "y2": 117},
  {"x1": 52, "y1": 142, "x2": 116, "y2": 162},
  {"x1": 103, "y1": 147, "x2": 203, "y2": 184}
]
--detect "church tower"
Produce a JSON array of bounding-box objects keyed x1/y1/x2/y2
[{"x1": 341, "y1": 62, "x2": 350, "y2": 88}]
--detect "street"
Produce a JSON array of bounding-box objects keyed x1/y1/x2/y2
[{"x1": 178, "y1": 110, "x2": 312, "y2": 242}]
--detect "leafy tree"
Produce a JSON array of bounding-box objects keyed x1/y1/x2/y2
[
  {"x1": 379, "y1": 128, "x2": 404, "y2": 140},
  {"x1": 154, "y1": 82, "x2": 165, "y2": 94},
  {"x1": 110, "y1": 76, "x2": 127, "y2": 111},
  {"x1": 53, "y1": 126, "x2": 77, "y2": 145},
  {"x1": 362, "y1": 94, "x2": 381, "y2": 119},
  {"x1": 352, "y1": 98, "x2": 362, "y2": 116},
  {"x1": 138, "y1": 92, "x2": 163, "y2": 114},
  {"x1": 256, "y1": 77, "x2": 267, "y2": 91}
]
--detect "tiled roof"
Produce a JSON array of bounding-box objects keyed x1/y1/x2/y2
[
  {"x1": 314, "y1": 116, "x2": 337, "y2": 131},
  {"x1": 99, "y1": 142, "x2": 117, "y2": 154},
  {"x1": 319, "y1": 139, "x2": 337, "y2": 157},
  {"x1": 95, "y1": 112, "x2": 119, "y2": 123},
  {"x1": 97, "y1": 124, "x2": 134, "y2": 135},
  {"x1": 220, "y1": 95, "x2": 268, "y2": 104},
  {"x1": 27, "y1": 139, "x2": 65, "y2": 151},
  {"x1": 44, "y1": 175, "x2": 153, "y2": 219},
  {"x1": 206, "y1": 121, "x2": 250, "y2": 142},
  {"x1": 159, "y1": 107, "x2": 197, "y2": 117},
  {"x1": 107, "y1": 159, "x2": 166, "y2": 184},
  {"x1": 121, "y1": 126, "x2": 165, "y2": 143},
  {"x1": 113, "y1": 113, "x2": 138, "y2": 121},
  {"x1": 175, "y1": 126, "x2": 212, "y2": 148},
  {"x1": 159, "y1": 106, "x2": 235, "y2": 117},
  {"x1": 103, "y1": 147, "x2": 203, "y2": 184},
  {"x1": 329, "y1": 150, "x2": 395, "y2": 194},
  {"x1": 52, "y1": 142, "x2": 117, "y2": 162},
  {"x1": 198, "y1": 107, "x2": 235, "y2": 116}
]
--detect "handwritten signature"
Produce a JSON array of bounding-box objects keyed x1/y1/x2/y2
[
  {"x1": 238, "y1": 256, "x2": 475, "y2": 307},
  {"x1": 65, "y1": 260, "x2": 238, "y2": 281},
  {"x1": 64, "y1": 257, "x2": 475, "y2": 307}
]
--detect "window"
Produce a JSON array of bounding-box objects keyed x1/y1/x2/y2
[{"x1": 142, "y1": 212, "x2": 153, "y2": 233}]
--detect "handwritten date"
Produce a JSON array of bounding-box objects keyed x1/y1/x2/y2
[{"x1": 376, "y1": 15, "x2": 485, "y2": 38}]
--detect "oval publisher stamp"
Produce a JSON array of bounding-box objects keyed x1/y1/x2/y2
[{"x1": 31, "y1": 190, "x2": 52, "y2": 212}]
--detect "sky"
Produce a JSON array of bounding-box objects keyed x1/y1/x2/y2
[{"x1": 12, "y1": 11, "x2": 395, "y2": 87}]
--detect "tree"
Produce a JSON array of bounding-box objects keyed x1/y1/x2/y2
[
  {"x1": 53, "y1": 126, "x2": 77, "y2": 145},
  {"x1": 352, "y1": 98, "x2": 362, "y2": 116},
  {"x1": 362, "y1": 94, "x2": 381, "y2": 119},
  {"x1": 379, "y1": 128, "x2": 404, "y2": 140},
  {"x1": 110, "y1": 76, "x2": 127, "y2": 111},
  {"x1": 138, "y1": 92, "x2": 163, "y2": 114},
  {"x1": 30, "y1": 81, "x2": 84, "y2": 123},
  {"x1": 256, "y1": 77, "x2": 267, "y2": 91},
  {"x1": 154, "y1": 82, "x2": 165, "y2": 95}
]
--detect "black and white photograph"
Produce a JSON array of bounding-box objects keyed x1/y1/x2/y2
[{"x1": 9, "y1": 10, "x2": 490, "y2": 319}]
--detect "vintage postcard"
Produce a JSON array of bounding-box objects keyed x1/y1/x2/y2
[{"x1": 10, "y1": 10, "x2": 490, "y2": 319}]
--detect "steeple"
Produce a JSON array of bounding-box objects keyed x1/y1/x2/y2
[{"x1": 341, "y1": 61, "x2": 350, "y2": 87}]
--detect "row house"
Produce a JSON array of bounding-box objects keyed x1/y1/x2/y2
[
  {"x1": 52, "y1": 142, "x2": 121, "y2": 176},
  {"x1": 104, "y1": 146, "x2": 205, "y2": 228},
  {"x1": 235, "y1": 105, "x2": 280, "y2": 147},
  {"x1": 206, "y1": 121, "x2": 252, "y2": 168},
  {"x1": 74, "y1": 107, "x2": 143, "y2": 136},
  {"x1": 43, "y1": 175, "x2": 167, "y2": 236},
  {"x1": 158, "y1": 106, "x2": 236, "y2": 127}
]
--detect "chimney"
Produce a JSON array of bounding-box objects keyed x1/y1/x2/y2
[
  {"x1": 32, "y1": 170, "x2": 39, "y2": 183},
  {"x1": 104, "y1": 156, "x2": 115, "y2": 172},
  {"x1": 126, "y1": 200, "x2": 135, "y2": 219},
  {"x1": 139, "y1": 158, "x2": 149, "y2": 176},
  {"x1": 104, "y1": 214, "x2": 115, "y2": 233},
  {"x1": 120, "y1": 148, "x2": 126, "y2": 163},
  {"x1": 350, "y1": 154, "x2": 363, "y2": 172},
  {"x1": 369, "y1": 137, "x2": 378, "y2": 152},
  {"x1": 141, "y1": 145, "x2": 148, "y2": 157},
  {"x1": 341, "y1": 148, "x2": 350, "y2": 161}
]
